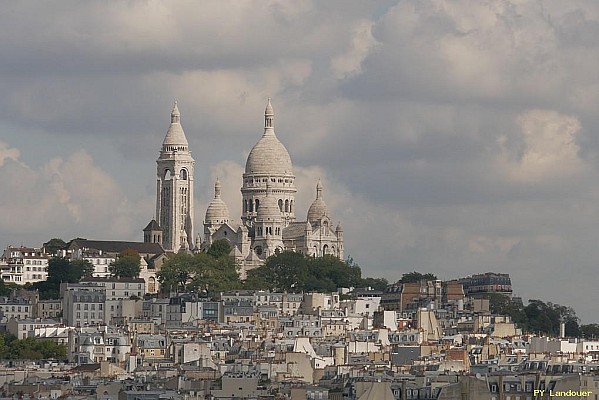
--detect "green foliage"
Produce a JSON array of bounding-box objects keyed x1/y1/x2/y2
[
  {"x1": 245, "y1": 252, "x2": 363, "y2": 292},
  {"x1": 488, "y1": 294, "x2": 580, "y2": 336},
  {"x1": 580, "y1": 324, "x2": 599, "y2": 338},
  {"x1": 400, "y1": 271, "x2": 438, "y2": 283},
  {"x1": 157, "y1": 252, "x2": 241, "y2": 294},
  {"x1": 189, "y1": 253, "x2": 240, "y2": 293},
  {"x1": 43, "y1": 238, "x2": 67, "y2": 255},
  {"x1": 157, "y1": 253, "x2": 197, "y2": 292},
  {"x1": 0, "y1": 278, "x2": 17, "y2": 296},
  {"x1": 207, "y1": 239, "x2": 233, "y2": 259},
  {"x1": 32, "y1": 257, "x2": 94, "y2": 299},
  {"x1": 0, "y1": 333, "x2": 66, "y2": 360},
  {"x1": 487, "y1": 293, "x2": 528, "y2": 326},
  {"x1": 109, "y1": 249, "x2": 142, "y2": 278},
  {"x1": 359, "y1": 277, "x2": 389, "y2": 291},
  {"x1": 72, "y1": 260, "x2": 95, "y2": 278}
]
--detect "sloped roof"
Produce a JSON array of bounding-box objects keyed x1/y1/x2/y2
[
  {"x1": 69, "y1": 239, "x2": 165, "y2": 255},
  {"x1": 143, "y1": 220, "x2": 162, "y2": 231},
  {"x1": 283, "y1": 222, "x2": 309, "y2": 239},
  {"x1": 82, "y1": 276, "x2": 146, "y2": 283},
  {"x1": 357, "y1": 382, "x2": 395, "y2": 400}
]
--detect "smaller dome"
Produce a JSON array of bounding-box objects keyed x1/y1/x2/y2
[
  {"x1": 307, "y1": 179, "x2": 330, "y2": 223},
  {"x1": 163, "y1": 101, "x2": 189, "y2": 148},
  {"x1": 335, "y1": 221, "x2": 343, "y2": 232},
  {"x1": 257, "y1": 181, "x2": 281, "y2": 221},
  {"x1": 205, "y1": 178, "x2": 230, "y2": 223},
  {"x1": 265, "y1": 97, "x2": 274, "y2": 116}
]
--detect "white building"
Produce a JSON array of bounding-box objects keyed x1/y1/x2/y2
[
  {"x1": 0, "y1": 246, "x2": 49, "y2": 284},
  {"x1": 201, "y1": 100, "x2": 344, "y2": 276},
  {"x1": 67, "y1": 239, "x2": 163, "y2": 291},
  {"x1": 7, "y1": 318, "x2": 62, "y2": 340},
  {"x1": 154, "y1": 102, "x2": 195, "y2": 252}
]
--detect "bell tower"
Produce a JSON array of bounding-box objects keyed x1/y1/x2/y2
[{"x1": 156, "y1": 102, "x2": 195, "y2": 251}]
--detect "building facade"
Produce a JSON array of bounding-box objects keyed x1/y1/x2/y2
[
  {"x1": 200, "y1": 100, "x2": 344, "y2": 276},
  {"x1": 0, "y1": 246, "x2": 49, "y2": 284},
  {"x1": 154, "y1": 102, "x2": 195, "y2": 251}
]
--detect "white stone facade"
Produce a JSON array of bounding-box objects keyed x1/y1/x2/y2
[
  {"x1": 156, "y1": 102, "x2": 195, "y2": 251},
  {"x1": 0, "y1": 246, "x2": 49, "y2": 284},
  {"x1": 201, "y1": 100, "x2": 344, "y2": 276}
]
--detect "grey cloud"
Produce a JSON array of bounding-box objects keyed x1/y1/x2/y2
[{"x1": 1, "y1": 0, "x2": 599, "y2": 321}]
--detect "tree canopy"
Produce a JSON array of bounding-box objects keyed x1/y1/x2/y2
[
  {"x1": 43, "y1": 238, "x2": 68, "y2": 255},
  {"x1": 109, "y1": 249, "x2": 142, "y2": 278},
  {"x1": 0, "y1": 332, "x2": 67, "y2": 360},
  {"x1": 488, "y1": 294, "x2": 579, "y2": 336},
  {"x1": 31, "y1": 257, "x2": 94, "y2": 299},
  {"x1": 245, "y1": 252, "x2": 363, "y2": 292},
  {"x1": 157, "y1": 250, "x2": 241, "y2": 294},
  {"x1": 0, "y1": 278, "x2": 17, "y2": 296},
  {"x1": 400, "y1": 271, "x2": 438, "y2": 283},
  {"x1": 207, "y1": 239, "x2": 233, "y2": 259}
]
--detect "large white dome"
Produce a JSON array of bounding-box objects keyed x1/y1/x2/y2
[{"x1": 245, "y1": 99, "x2": 293, "y2": 176}]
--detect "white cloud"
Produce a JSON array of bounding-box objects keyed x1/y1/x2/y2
[
  {"x1": 0, "y1": 141, "x2": 20, "y2": 166},
  {"x1": 0, "y1": 145, "x2": 149, "y2": 244},
  {"x1": 1, "y1": 0, "x2": 599, "y2": 321},
  {"x1": 331, "y1": 20, "x2": 378, "y2": 79},
  {"x1": 499, "y1": 109, "x2": 584, "y2": 183}
]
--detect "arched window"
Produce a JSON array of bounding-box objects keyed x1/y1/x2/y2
[
  {"x1": 323, "y1": 244, "x2": 329, "y2": 255},
  {"x1": 290, "y1": 200, "x2": 293, "y2": 213},
  {"x1": 243, "y1": 200, "x2": 247, "y2": 213},
  {"x1": 249, "y1": 200, "x2": 254, "y2": 212},
  {"x1": 148, "y1": 277, "x2": 156, "y2": 293},
  {"x1": 180, "y1": 169, "x2": 187, "y2": 180},
  {"x1": 255, "y1": 199, "x2": 260, "y2": 211},
  {"x1": 285, "y1": 199, "x2": 289, "y2": 212},
  {"x1": 164, "y1": 169, "x2": 172, "y2": 180},
  {"x1": 278, "y1": 199, "x2": 283, "y2": 212}
]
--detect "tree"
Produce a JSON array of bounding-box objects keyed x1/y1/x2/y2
[
  {"x1": 245, "y1": 252, "x2": 365, "y2": 293},
  {"x1": 580, "y1": 324, "x2": 599, "y2": 338},
  {"x1": 72, "y1": 260, "x2": 94, "y2": 279},
  {"x1": 157, "y1": 252, "x2": 241, "y2": 294},
  {"x1": 109, "y1": 249, "x2": 141, "y2": 278},
  {"x1": 400, "y1": 271, "x2": 438, "y2": 283},
  {"x1": 46, "y1": 257, "x2": 72, "y2": 284},
  {"x1": 0, "y1": 333, "x2": 67, "y2": 360},
  {"x1": 157, "y1": 253, "x2": 198, "y2": 292},
  {"x1": 32, "y1": 257, "x2": 94, "y2": 299},
  {"x1": 521, "y1": 300, "x2": 579, "y2": 336},
  {"x1": 207, "y1": 239, "x2": 233, "y2": 259},
  {"x1": 46, "y1": 257, "x2": 93, "y2": 283},
  {"x1": 359, "y1": 277, "x2": 389, "y2": 291},
  {"x1": 189, "y1": 253, "x2": 241, "y2": 293},
  {"x1": 487, "y1": 293, "x2": 528, "y2": 327},
  {"x1": 43, "y1": 238, "x2": 67, "y2": 255},
  {"x1": 0, "y1": 278, "x2": 15, "y2": 296}
]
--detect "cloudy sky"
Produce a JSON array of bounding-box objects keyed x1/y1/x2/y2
[{"x1": 1, "y1": 0, "x2": 598, "y2": 321}]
